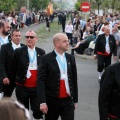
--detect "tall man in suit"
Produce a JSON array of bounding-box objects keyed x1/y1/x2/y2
[
  {"x1": 11, "y1": 30, "x2": 45, "y2": 120},
  {"x1": 94, "y1": 26, "x2": 117, "y2": 81},
  {"x1": 0, "y1": 29, "x2": 24, "y2": 97},
  {"x1": 37, "y1": 33, "x2": 78, "y2": 120}
]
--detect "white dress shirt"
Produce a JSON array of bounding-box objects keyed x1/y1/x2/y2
[
  {"x1": 11, "y1": 41, "x2": 21, "y2": 50},
  {"x1": 55, "y1": 50, "x2": 70, "y2": 96},
  {"x1": 0, "y1": 35, "x2": 9, "y2": 46},
  {"x1": 26, "y1": 47, "x2": 37, "y2": 78}
]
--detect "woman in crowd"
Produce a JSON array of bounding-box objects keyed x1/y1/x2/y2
[{"x1": 65, "y1": 21, "x2": 73, "y2": 46}]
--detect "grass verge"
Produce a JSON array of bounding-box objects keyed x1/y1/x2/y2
[{"x1": 36, "y1": 21, "x2": 62, "y2": 43}]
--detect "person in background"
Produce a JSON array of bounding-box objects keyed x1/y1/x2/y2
[
  {"x1": 65, "y1": 21, "x2": 73, "y2": 46},
  {"x1": 61, "y1": 13, "x2": 66, "y2": 32},
  {"x1": 71, "y1": 37, "x2": 81, "y2": 55},
  {"x1": 0, "y1": 21, "x2": 11, "y2": 47},
  {"x1": 0, "y1": 29, "x2": 24, "y2": 97},
  {"x1": 94, "y1": 26, "x2": 117, "y2": 82},
  {"x1": 78, "y1": 30, "x2": 94, "y2": 54},
  {"x1": 73, "y1": 19, "x2": 81, "y2": 45}
]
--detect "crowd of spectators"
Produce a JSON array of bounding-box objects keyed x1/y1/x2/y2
[{"x1": 65, "y1": 11, "x2": 120, "y2": 56}]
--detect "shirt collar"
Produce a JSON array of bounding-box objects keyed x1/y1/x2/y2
[
  {"x1": 28, "y1": 46, "x2": 35, "y2": 51},
  {"x1": 54, "y1": 49, "x2": 65, "y2": 57},
  {"x1": 12, "y1": 41, "x2": 21, "y2": 48}
]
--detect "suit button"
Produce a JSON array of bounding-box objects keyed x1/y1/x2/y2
[{"x1": 71, "y1": 97, "x2": 73, "y2": 99}]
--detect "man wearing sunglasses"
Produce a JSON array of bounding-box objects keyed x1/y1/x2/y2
[
  {"x1": 11, "y1": 30, "x2": 45, "y2": 120},
  {"x1": 0, "y1": 29, "x2": 24, "y2": 98}
]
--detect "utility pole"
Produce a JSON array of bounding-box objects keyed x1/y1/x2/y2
[
  {"x1": 97, "y1": 0, "x2": 101, "y2": 14},
  {"x1": 26, "y1": 0, "x2": 29, "y2": 11}
]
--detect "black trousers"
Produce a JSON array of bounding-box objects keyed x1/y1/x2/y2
[
  {"x1": 15, "y1": 85, "x2": 43, "y2": 119},
  {"x1": 71, "y1": 48, "x2": 79, "y2": 55},
  {"x1": 62, "y1": 22, "x2": 65, "y2": 32},
  {"x1": 2, "y1": 82, "x2": 15, "y2": 97},
  {"x1": 97, "y1": 54, "x2": 111, "y2": 72},
  {"x1": 45, "y1": 96, "x2": 74, "y2": 120},
  {"x1": 79, "y1": 42, "x2": 89, "y2": 54},
  {"x1": 66, "y1": 33, "x2": 73, "y2": 45}
]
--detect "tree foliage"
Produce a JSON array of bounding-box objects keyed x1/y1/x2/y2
[
  {"x1": 30, "y1": 0, "x2": 50, "y2": 11},
  {"x1": 75, "y1": 2, "x2": 81, "y2": 11},
  {"x1": 0, "y1": 0, "x2": 17, "y2": 13}
]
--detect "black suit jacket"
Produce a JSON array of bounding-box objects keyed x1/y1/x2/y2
[
  {"x1": 99, "y1": 63, "x2": 120, "y2": 120},
  {"x1": 10, "y1": 46, "x2": 45, "y2": 85},
  {"x1": 0, "y1": 43, "x2": 24, "y2": 92},
  {"x1": 94, "y1": 34, "x2": 117, "y2": 56},
  {"x1": 37, "y1": 51, "x2": 78, "y2": 104}
]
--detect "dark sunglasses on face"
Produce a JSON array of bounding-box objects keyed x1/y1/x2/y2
[{"x1": 25, "y1": 36, "x2": 35, "y2": 39}]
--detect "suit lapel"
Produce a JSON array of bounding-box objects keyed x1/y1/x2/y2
[
  {"x1": 8, "y1": 43, "x2": 14, "y2": 52},
  {"x1": 35, "y1": 47, "x2": 41, "y2": 66},
  {"x1": 65, "y1": 53, "x2": 71, "y2": 74},
  {"x1": 51, "y1": 51, "x2": 60, "y2": 73},
  {"x1": 22, "y1": 46, "x2": 29, "y2": 63}
]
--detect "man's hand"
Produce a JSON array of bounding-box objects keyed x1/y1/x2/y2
[
  {"x1": 3, "y1": 78, "x2": 10, "y2": 85},
  {"x1": 74, "y1": 103, "x2": 77, "y2": 109},
  {"x1": 94, "y1": 55, "x2": 97, "y2": 59},
  {"x1": 116, "y1": 40, "x2": 119, "y2": 46},
  {"x1": 40, "y1": 103, "x2": 48, "y2": 114},
  {"x1": 114, "y1": 56, "x2": 117, "y2": 61}
]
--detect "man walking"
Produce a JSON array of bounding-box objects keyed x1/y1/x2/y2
[
  {"x1": 94, "y1": 26, "x2": 117, "y2": 81},
  {"x1": 11, "y1": 30, "x2": 45, "y2": 120},
  {"x1": 0, "y1": 29, "x2": 24, "y2": 97},
  {"x1": 37, "y1": 33, "x2": 78, "y2": 120}
]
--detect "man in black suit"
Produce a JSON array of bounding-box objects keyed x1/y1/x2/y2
[
  {"x1": 61, "y1": 13, "x2": 66, "y2": 32},
  {"x1": 37, "y1": 33, "x2": 78, "y2": 120},
  {"x1": 11, "y1": 30, "x2": 45, "y2": 120},
  {"x1": 99, "y1": 63, "x2": 120, "y2": 120},
  {"x1": 94, "y1": 26, "x2": 117, "y2": 81},
  {"x1": 0, "y1": 29, "x2": 24, "y2": 97}
]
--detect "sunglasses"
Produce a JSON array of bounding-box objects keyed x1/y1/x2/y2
[{"x1": 25, "y1": 36, "x2": 35, "y2": 39}]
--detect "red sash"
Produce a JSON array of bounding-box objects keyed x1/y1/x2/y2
[
  {"x1": 24, "y1": 70, "x2": 38, "y2": 87},
  {"x1": 59, "y1": 79, "x2": 69, "y2": 98},
  {"x1": 97, "y1": 51, "x2": 110, "y2": 56}
]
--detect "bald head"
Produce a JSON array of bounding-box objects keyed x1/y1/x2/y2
[
  {"x1": 53, "y1": 33, "x2": 68, "y2": 45},
  {"x1": 104, "y1": 26, "x2": 110, "y2": 36},
  {"x1": 53, "y1": 33, "x2": 69, "y2": 54}
]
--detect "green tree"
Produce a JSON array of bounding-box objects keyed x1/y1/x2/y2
[
  {"x1": 75, "y1": 2, "x2": 81, "y2": 11},
  {"x1": 30, "y1": 0, "x2": 49, "y2": 11},
  {"x1": 0, "y1": 0, "x2": 17, "y2": 13}
]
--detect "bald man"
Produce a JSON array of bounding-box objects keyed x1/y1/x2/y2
[
  {"x1": 37, "y1": 33, "x2": 78, "y2": 120},
  {"x1": 94, "y1": 26, "x2": 117, "y2": 82},
  {"x1": 11, "y1": 30, "x2": 45, "y2": 120}
]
